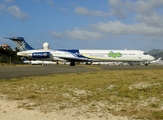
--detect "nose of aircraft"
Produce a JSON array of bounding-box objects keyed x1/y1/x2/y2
[{"x1": 149, "y1": 55, "x2": 155, "y2": 61}]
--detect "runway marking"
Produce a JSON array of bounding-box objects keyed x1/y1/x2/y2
[{"x1": 84, "y1": 66, "x2": 102, "y2": 70}]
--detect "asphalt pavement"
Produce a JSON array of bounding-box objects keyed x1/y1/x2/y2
[{"x1": 0, "y1": 65, "x2": 163, "y2": 79}]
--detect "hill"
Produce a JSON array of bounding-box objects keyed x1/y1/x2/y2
[{"x1": 148, "y1": 49, "x2": 163, "y2": 59}]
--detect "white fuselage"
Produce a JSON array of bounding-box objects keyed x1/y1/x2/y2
[{"x1": 17, "y1": 49, "x2": 155, "y2": 62}]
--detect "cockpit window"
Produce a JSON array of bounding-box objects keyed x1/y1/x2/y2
[{"x1": 143, "y1": 52, "x2": 148, "y2": 55}]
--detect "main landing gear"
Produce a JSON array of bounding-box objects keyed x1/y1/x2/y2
[
  {"x1": 145, "y1": 63, "x2": 149, "y2": 66},
  {"x1": 70, "y1": 61, "x2": 75, "y2": 66}
]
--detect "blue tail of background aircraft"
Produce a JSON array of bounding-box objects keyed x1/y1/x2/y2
[{"x1": 9, "y1": 37, "x2": 34, "y2": 51}]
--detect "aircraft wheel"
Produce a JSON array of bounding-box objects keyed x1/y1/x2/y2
[
  {"x1": 145, "y1": 63, "x2": 148, "y2": 66},
  {"x1": 70, "y1": 61, "x2": 75, "y2": 66}
]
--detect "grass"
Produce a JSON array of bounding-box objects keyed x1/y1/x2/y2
[{"x1": 0, "y1": 69, "x2": 163, "y2": 119}]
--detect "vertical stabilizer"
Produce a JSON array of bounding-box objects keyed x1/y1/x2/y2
[{"x1": 9, "y1": 37, "x2": 34, "y2": 51}]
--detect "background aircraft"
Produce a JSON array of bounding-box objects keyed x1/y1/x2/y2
[
  {"x1": 21, "y1": 57, "x2": 55, "y2": 65},
  {"x1": 150, "y1": 57, "x2": 162, "y2": 64},
  {"x1": 8, "y1": 37, "x2": 155, "y2": 66}
]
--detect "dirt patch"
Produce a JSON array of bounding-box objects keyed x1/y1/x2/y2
[{"x1": 0, "y1": 94, "x2": 130, "y2": 120}]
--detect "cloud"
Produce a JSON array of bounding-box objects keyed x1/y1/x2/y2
[
  {"x1": 7, "y1": 5, "x2": 29, "y2": 20},
  {"x1": 108, "y1": 0, "x2": 129, "y2": 19},
  {"x1": 136, "y1": 12, "x2": 163, "y2": 27},
  {"x1": 0, "y1": 4, "x2": 29, "y2": 21},
  {"x1": 74, "y1": 0, "x2": 162, "y2": 19},
  {"x1": 0, "y1": 4, "x2": 6, "y2": 10},
  {"x1": 75, "y1": 7, "x2": 110, "y2": 17},
  {"x1": 50, "y1": 28, "x2": 103, "y2": 40},
  {"x1": 96, "y1": 0, "x2": 163, "y2": 36},
  {"x1": 45, "y1": 0, "x2": 54, "y2": 6},
  {"x1": 0, "y1": 4, "x2": 5, "y2": 16},
  {"x1": 108, "y1": 0, "x2": 124, "y2": 8},
  {"x1": 108, "y1": 0, "x2": 163, "y2": 15},
  {"x1": 110, "y1": 9, "x2": 126, "y2": 19},
  {"x1": 49, "y1": 0, "x2": 163, "y2": 42},
  {"x1": 66, "y1": 28, "x2": 102, "y2": 40},
  {"x1": 134, "y1": 0, "x2": 163, "y2": 15},
  {"x1": 90, "y1": 21, "x2": 163, "y2": 36}
]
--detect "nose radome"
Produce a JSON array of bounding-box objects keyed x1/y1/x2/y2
[{"x1": 150, "y1": 56, "x2": 155, "y2": 61}]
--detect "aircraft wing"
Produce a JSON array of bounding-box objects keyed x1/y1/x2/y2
[{"x1": 58, "y1": 56, "x2": 95, "y2": 62}]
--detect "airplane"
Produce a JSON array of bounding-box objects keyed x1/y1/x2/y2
[
  {"x1": 150, "y1": 57, "x2": 162, "y2": 64},
  {"x1": 21, "y1": 57, "x2": 55, "y2": 65},
  {"x1": 7, "y1": 37, "x2": 155, "y2": 66}
]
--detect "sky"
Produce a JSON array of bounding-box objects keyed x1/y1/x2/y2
[{"x1": 0, "y1": 0, "x2": 163, "y2": 52}]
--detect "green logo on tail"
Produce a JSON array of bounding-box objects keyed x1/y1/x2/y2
[{"x1": 108, "y1": 51, "x2": 122, "y2": 58}]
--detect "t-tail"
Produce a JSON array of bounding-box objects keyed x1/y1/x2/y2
[{"x1": 8, "y1": 37, "x2": 34, "y2": 51}]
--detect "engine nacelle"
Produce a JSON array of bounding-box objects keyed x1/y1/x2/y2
[{"x1": 32, "y1": 52, "x2": 51, "y2": 58}]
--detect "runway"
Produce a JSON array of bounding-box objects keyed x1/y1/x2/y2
[{"x1": 0, "y1": 65, "x2": 163, "y2": 79}]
